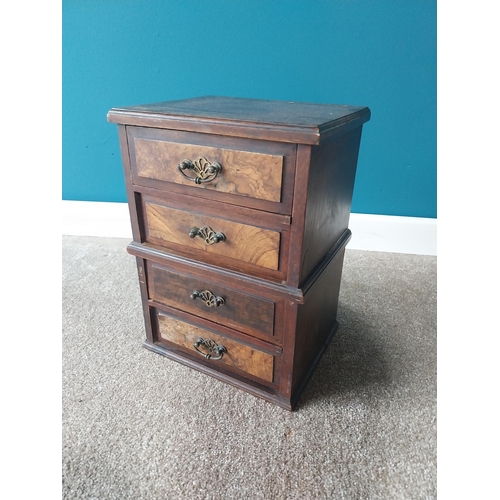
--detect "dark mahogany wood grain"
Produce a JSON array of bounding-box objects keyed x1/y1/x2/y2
[
  {"x1": 299, "y1": 126, "x2": 364, "y2": 284},
  {"x1": 293, "y1": 247, "x2": 346, "y2": 393}
]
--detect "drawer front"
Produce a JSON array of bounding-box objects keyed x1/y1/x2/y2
[
  {"x1": 155, "y1": 310, "x2": 275, "y2": 383},
  {"x1": 143, "y1": 197, "x2": 281, "y2": 271},
  {"x1": 148, "y1": 261, "x2": 276, "y2": 339},
  {"x1": 127, "y1": 127, "x2": 296, "y2": 214}
]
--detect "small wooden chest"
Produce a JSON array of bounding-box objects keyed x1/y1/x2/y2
[{"x1": 107, "y1": 96, "x2": 370, "y2": 410}]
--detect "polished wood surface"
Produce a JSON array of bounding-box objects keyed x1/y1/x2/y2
[
  {"x1": 144, "y1": 200, "x2": 281, "y2": 270},
  {"x1": 156, "y1": 311, "x2": 275, "y2": 383}
]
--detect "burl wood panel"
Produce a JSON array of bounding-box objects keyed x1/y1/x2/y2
[
  {"x1": 157, "y1": 312, "x2": 274, "y2": 383},
  {"x1": 148, "y1": 261, "x2": 275, "y2": 338},
  {"x1": 134, "y1": 138, "x2": 283, "y2": 202},
  {"x1": 144, "y1": 201, "x2": 281, "y2": 270}
]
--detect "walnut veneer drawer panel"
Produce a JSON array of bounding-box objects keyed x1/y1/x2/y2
[
  {"x1": 147, "y1": 260, "x2": 278, "y2": 341},
  {"x1": 154, "y1": 309, "x2": 276, "y2": 384},
  {"x1": 139, "y1": 192, "x2": 290, "y2": 281},
  {"x1": 127, "y1": 126, "x2": 297, "y2": 214}
]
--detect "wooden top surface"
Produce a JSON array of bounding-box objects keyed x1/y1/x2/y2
[{"x1": 107, "y1": 96, "x2": 370, "y2": 144}]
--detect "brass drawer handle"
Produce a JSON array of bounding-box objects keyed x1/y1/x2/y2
[
  {"x1": 189, "y1": 226, "x2": 226, "y2": 245},
  {"x1": 178, "y1": 157, "x2": 222, "y2": 184},
  {"x1": 190, "y1": 290, "x2": 226, "y2": 307},
  {"x1": 193, "y1": 337, "x2": 227, "y2": 360}
]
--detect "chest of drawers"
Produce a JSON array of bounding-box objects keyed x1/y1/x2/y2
[{"x1": 107, "y1": 96, "x2": 370, "y2": 410}]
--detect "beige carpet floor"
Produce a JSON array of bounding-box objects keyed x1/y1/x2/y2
[{"x1": 62, "y1": 235, "x2": 436, "y2": 499}]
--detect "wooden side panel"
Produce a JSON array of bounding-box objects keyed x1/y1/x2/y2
[
  {"x1": 292, "y1": 248, "x2": 345, "y2": 392},
  {"x1": 299, "y1": 126, "x2": 364, "y2": 284},
  {"x1": 134, "y1": 139, "x2": 283, "y2": 202},
  {"x1": 144, "y1": 201, "x2": 281, "y2": 270},
  {"x1": 157, "y1": 311, "x2": 275, "y2": 383},
  {"x1": 148, "y1": 261, "x2": 276, "y2": 338}
]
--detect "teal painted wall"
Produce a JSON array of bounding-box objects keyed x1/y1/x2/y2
[{"x1": 62, "y1": 0, "x2": 436, "y2": 218}]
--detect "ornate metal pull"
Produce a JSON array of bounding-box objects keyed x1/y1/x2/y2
[
  {"x1": 193, "y1": 337, "x2": 227, "y2": 360},
  {"x1": 189, "y1": 226, "x2": 226, "y2": 245},
  {"x1": 190, "y1": 290, "x2": 226, "y2": 307},
  {"x1": 178, "y1": 157, "x2": 222, "y2": 184}
]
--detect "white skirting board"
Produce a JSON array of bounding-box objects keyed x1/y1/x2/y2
[{"x1": 61, "y1": 200, "x2": 437, "y2": 256}]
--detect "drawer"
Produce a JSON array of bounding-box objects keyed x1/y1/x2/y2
[
  {"x1": 139, "y1": 192, "x2": 290, "y2": 280},
  {"x1": 127, "y1": 126, "x2": 297, "y2": 214},
  {"x1": 153, "y1": 308, "x2": 278, "y2": 384},
  {"x1": 147, "y1": 260, "x2": 280, "y2": 342}
]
